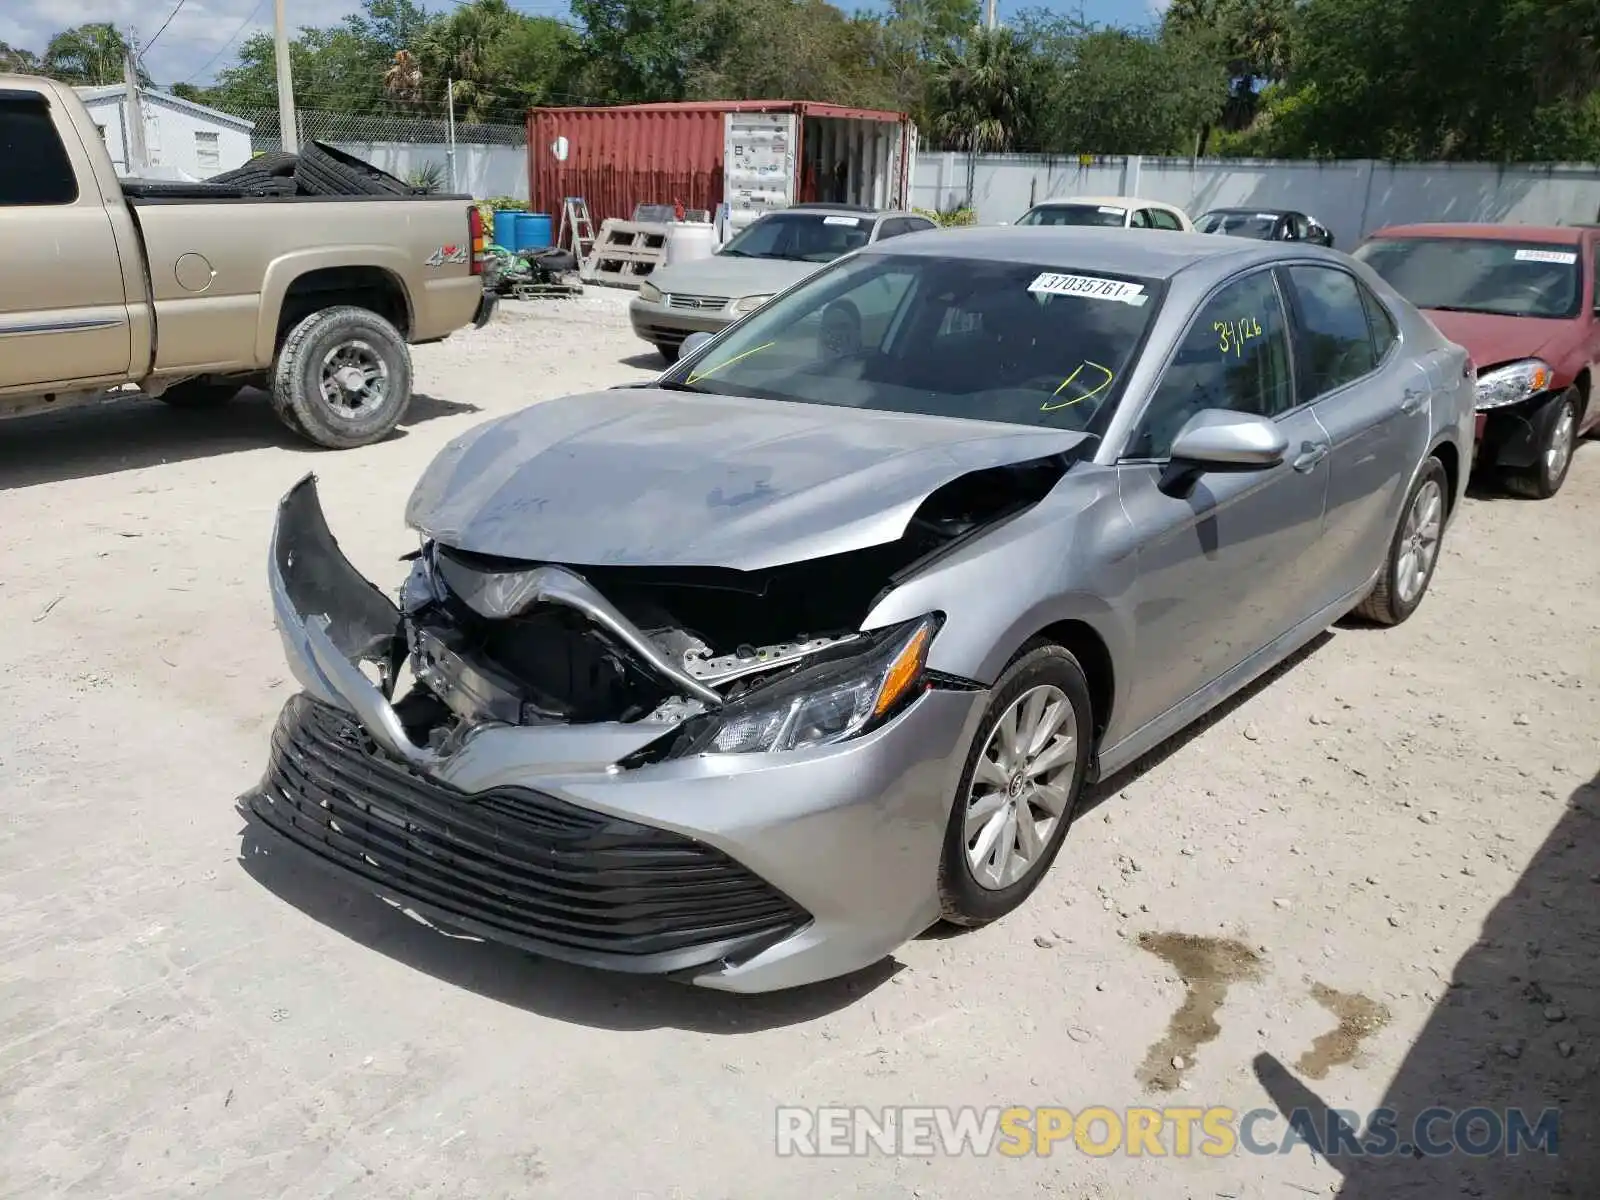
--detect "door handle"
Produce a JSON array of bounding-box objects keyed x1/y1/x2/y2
[
  {"x1": 1402, "y1": 386, "x2": 1429, "y2": 414},
  {"x1": 1292, "y1": 440, "x2": 1329, "y2": 472}
]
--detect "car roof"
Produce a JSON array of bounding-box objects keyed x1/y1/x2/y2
[
  {"x1": 1365, "y1": 222, "x2": 1586, "y2": 244},
  {"x1": 859, "y1": 225, "x2": 1284, "y2": 280},
  {"x1": 1201, "y1": 206, "x2": 1295, "y2": 216},
  {"x1": 1030, "y1": 195, "x2": 1181, "y2": 211},
  {"x1": 785, "y1": 203, "x2": 879, "y2": 215}
]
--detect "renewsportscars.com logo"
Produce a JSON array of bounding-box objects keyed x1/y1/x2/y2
[{"x1": 775, "y1": 1105, "x2": 1561, "y2": 1159}]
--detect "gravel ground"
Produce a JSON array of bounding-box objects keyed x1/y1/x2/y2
[{"x1": 1, "y1": 290, "x2": 1596, "y2": 1199}]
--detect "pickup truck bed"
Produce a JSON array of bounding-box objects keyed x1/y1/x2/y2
[{"x1": 0, "y1": 75, "x2": 495, "y2": 449}]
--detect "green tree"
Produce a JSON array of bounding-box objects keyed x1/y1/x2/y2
[
  {"x1": 0, "y1": 41, "x2": 42, "y2": 74},
  {"x1": 415, "y1": 0, "x2": 580, "y2": 120},
  {"x1": 43, "y1": 23, "x2": 141, "y2": 86},
  {"x1": 1162, "y1": 0, "x2": 1293, "y2": 151},
  {"x1": 690, "y1": 0, "x2": 893, "y2": 107},
  {"x1": 569, "y1": 0, "x2": 703, "y2": 103},
  {"x1": 1021, "y1": 17, "x2": 1227, "y2": 156}
]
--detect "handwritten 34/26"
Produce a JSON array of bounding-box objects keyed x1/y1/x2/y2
[{"x1": 1214, "y1": 315, "x2": 1262, "y2": 357}]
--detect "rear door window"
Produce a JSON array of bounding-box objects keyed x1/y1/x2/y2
[
  {"x1": 1283, "y1": 265, "x2": 1379, "y2": 399},
  {"x1": 0, "y1": 94, "x2": 78, "y2": 206},
  {"x1": 1148, "y1": 208, "x2": 1184, "y2": 231}
]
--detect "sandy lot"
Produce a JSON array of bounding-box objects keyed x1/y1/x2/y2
[{"x1": 2, "y1": 292, "x2": 1596, "y2": 1199}]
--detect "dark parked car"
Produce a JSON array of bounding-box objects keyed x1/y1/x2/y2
[
  {"x1": 1197, "y1": 208, "x2": 1335, "y2": 249},
  {"x1": 1355, "y1": 223, "x2": 1600, "y2": 499}
]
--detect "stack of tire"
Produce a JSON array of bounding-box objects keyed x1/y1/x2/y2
[{"x1": 205, "y1": 141, "x2": 419, "y2": 197}]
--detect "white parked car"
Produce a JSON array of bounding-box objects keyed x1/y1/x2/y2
[{"x1": 1016, "y1": 195, "x2": 1194, "y2": 232}]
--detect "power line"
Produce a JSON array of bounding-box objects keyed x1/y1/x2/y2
[
  {"x1": 181, "y1": 0, "x2": 269, "y2": 83},
  {"x1": 141, "y1": 0, "x2": 190, "y2": 60}
]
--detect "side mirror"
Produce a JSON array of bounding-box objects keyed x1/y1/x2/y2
[
  {"x1": 680, "y1": 331, "x2": 715, "y2": 359},
  {"x1": 1158, "y1": 410, "x2": 1289, "y2": 499}
]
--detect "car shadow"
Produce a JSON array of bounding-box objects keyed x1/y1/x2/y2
[
  {"x1": 619, "y1": 351, "x2": 670, "y2": 371},
  {"x1": 1074, "y1": 630, "x2": 1336, "y2": 820},
  {"x1": 234, "y1": 809, "x2": 899, "y2": 1032},
  {"x1": 0, "y1": 389, "x2": 479, "y2": 491},
  {"x1": 1250, "y1": 767, "x2": 1599, "y2": 1195}
]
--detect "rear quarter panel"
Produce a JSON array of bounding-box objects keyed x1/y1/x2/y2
[{"x1": 130, "y1": 195, "x2": 480, "y2": 375}]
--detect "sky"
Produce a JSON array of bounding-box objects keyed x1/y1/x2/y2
[{"x1": 1, "y1": 0, "x2": 1172, "y2": 89}]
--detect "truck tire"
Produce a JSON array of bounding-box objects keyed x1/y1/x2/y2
[
  {"x1": 293, "y1": 141, "x2": 410, "y2": 197},
  {"x1": 271, "y1": 306, "x2": 412, "y2": 449},
  {"x1": 209, "y1": 151, "x2": 298, "y2": 183},
  {"x1": 155, "y1": 379, "x2": 242, "y2": 408}
]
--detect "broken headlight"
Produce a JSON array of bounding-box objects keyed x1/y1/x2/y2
[{"x1": 669, "y1": 614, "x2": 940, "y2": 757}]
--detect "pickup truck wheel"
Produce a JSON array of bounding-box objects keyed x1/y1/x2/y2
[
  {"x1": 272, "y1": 306, "x2": 412, "y2": 449},
  {"x1": 156, "y1": 379, "x2": 241, "y2": 408}
]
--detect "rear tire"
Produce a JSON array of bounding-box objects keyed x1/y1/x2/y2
[
  {"x1": 155, "y1": 379, "x2": 241, "y2": 409},
  {"x1": 656, "y1": 342, "x2": 681, "y2": 365},
  {"x1": 1503, "y1": 387, "x2": 1580, "y2": 500},
  {"x1": 938, "y1": 642, "x2": 1093, "y2": 928},
  {"x1": 1353, "y1": 456, "x2": 1448, "y2": 626},
  {"x1": 271, "y1": 306, "x2": 412, "y2": 449}
]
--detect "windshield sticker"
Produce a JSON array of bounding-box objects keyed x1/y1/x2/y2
[
  {"x1": 1097, "y1": 206, "x2": 1127, "y2": 216},
  {"x1": 1028, "y1": 272, "x2": 1148, "y2": 306},
  {"x1": 823, "y1": 216, "x2": 862, "y2": 226},
  {"x1": 1514, "y1": 249, "x2": 1577, "y2": 264},
  {"x1": 1216, "y1": 315, "x2": 1263, "y2": 357},
  {"x1": 1040, "y1": 361, "x2": 1115, "y2": 411}
]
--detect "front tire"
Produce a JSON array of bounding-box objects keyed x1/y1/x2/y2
[
  {"x1": 938, "y1": 642, "x2": 1093, "y2": 927},
  {"x1": 1353, "y1": 456, "x2": 1448, "y2": 626},
  {"x1": 1503, "y1": 387, "x2": 1580, "y2": 499},
  {"x1": 656, "y1": 342, "x2": 681, "y2": 365},
  {"x1": 271, "y1": 306, "x2": 412, "y2": 450}
]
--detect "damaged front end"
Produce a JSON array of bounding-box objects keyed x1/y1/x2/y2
[
  {"x1": 272, "y1": 446, "x2": 1070, "y2": 764},
  {"x1": 252, "y1": 454, "x2": 1066, "y2": 988}
]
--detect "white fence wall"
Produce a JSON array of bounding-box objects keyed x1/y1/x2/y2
[
  {"x1": 326, "y1": 141, "x2": 529, "y2": 200},
  {"x1": 914, "y1": 152, "x2": 1600, "y2": 250}
]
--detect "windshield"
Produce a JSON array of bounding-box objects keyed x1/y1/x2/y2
[
  {"x1": 1198, "y1": 210, "x2": 1278, "y2": 239},
  {"x1": 718, "y1": 211, "x2": 871, "y2": 263},
  {"x1": 661, "y1": 252, "x2": 1162, "y2": 434},
  {"x1": 1353, "y1": 237, "x2": 1582, "y2": 319},
  {"x1": 1017, "y1": 203, "x2": 1127, "y2": 228}
]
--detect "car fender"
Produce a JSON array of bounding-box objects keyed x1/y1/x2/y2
[
  {"x1": 254, "y1": 246, "x2": 416, "y2": 365},
  {"x1": 859, "y1": 472, "x2": 1136, "y2": 698}
]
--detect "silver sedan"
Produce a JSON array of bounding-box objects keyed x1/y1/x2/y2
[{"x1": 251, "y1": 227, "x2": 1474, "y2": 993}]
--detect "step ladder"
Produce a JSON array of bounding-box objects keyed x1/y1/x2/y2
[{"x1": 557, "y1": 197, "x2": 595, "y2": 269}]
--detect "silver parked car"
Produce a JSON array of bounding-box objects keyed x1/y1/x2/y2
[
  {"x1": 253, "y1": 227, "x2": 1474, "y2": 994},
  {"x1": 628, "y1": 204, "x2": 936, "y2": 362}
]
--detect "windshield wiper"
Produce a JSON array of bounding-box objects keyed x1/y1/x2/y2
[
  {"x1": 656, "y1": 379, "x2": 712, "y2": 393},
  {"x1": 719, "y1": 248, "x2": 752, "y2": 257}
]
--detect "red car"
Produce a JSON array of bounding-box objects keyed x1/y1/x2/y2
[{"x1": 1353, "y1": 223, "x2": 1599, "y2": 498}]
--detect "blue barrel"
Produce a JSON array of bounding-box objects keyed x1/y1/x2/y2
[
  {"x1": 517, "y1": 212, "x2": 553, "y2": 251},
  {"x1": 493, "y1": 209, "x2": 524, "y2": 250}
]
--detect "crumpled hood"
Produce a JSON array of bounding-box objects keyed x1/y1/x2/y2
[
  {"x1": 1423, "y1": 308, "x2": 1577, "y2": 372},
  {"x1": 404, "y1": 390, "x2": 1088, "y2": 572},
  {"x1": 647, "y1": 254, "x2": 821, "y2": 298}
]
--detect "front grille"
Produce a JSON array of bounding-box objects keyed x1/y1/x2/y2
[
  {"x1": 249, "y1": 695, "x2": 809, "y2": 969},
  {"x1": 667, "y1": 292, "x2": 730, "y2": 311}
]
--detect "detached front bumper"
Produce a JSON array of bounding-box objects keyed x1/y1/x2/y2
[{"x1": 251, "y1": 475, "x2": 986, "y2": 992}]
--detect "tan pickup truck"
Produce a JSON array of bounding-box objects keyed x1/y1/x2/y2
[{"x1": 0, "y1": 74, "x2": 495, "y2": 449}]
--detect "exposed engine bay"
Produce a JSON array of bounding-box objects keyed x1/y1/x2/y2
[{"x1": 385, "y1": 453, "x2": 1072, "y2": 749}]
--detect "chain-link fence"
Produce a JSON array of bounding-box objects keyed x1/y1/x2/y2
[{"x1": 227, "y1": 107, "x2": 526, "y2": 152}]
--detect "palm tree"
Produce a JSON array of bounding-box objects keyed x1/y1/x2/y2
[
  {"x1": 928, "y1": 28, "x2": 1042, "y2": 203},
  {"x1": 384, "y1": 49, "x2": 424, "y2": 105},
  {"x1": 43, "y1": 23, "x2": 138, "y2": 86}
]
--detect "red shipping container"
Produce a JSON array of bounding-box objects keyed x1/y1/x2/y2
[{"x1": 528, "y1": 100, "x2": 916, "y2": 231}]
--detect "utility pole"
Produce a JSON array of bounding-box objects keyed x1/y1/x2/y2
[
  {"x1": 985, "y1": 0, "x2": 998, "y2": 30},
  {"x1": 273, "y1": 0, "x2": 298, "y2": 152},
  {"x1": 123, "y1": 28, "x2": 148, "y2": 174},
  {"x1": 445, "y1": 77, "x2": 457, "y2": 194}
]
